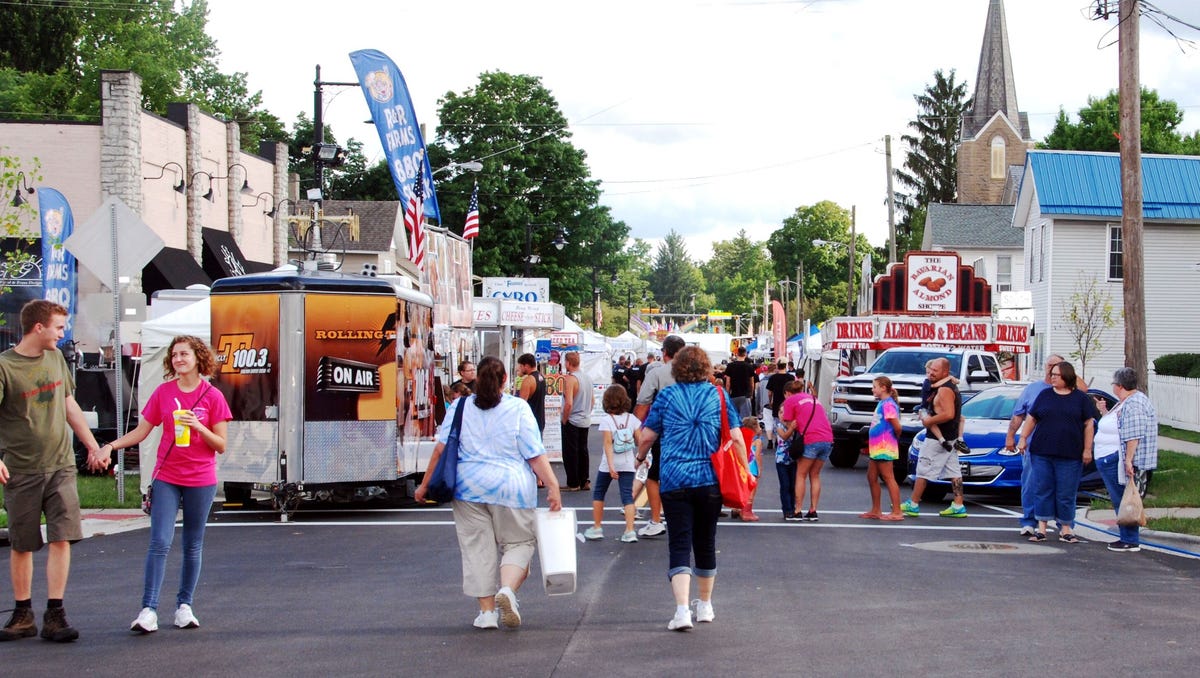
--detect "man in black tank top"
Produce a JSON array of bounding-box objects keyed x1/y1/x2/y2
[
  {"x1": 516, "y1": 353, "x2": 546, "y2": 435},
  {"x1": 901, "y1": 358, "x2": 968, "y2": 519}
]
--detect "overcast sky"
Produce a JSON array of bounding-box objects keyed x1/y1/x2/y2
[{"x1": 207, "y1": 0, "x2": 1200, "y2": 261}]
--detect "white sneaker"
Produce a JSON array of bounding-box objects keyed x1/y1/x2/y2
[
  {"x1": 693, "y1": 599, "x2": 715, "y2": 623},
  {"x1": 620, "y1": 530, "x2": 638, "y2": 543},
  {"x1": 637, "y1": 521, "x2": 666, "y2": 537},
  {"x1": 473, "y1": 610, "x2": 499, "y2": 629},
  {"x1": 668, "y1": 608, "x2": 693, "y2": 631},
  {"x1": 495, "y1": 586, "x2": 521, "y2": 628},
  {"x1": 174, "y1": 604, "x2": 199, "y2": 629},
  {"x1": 130, "y1": 607, "x2": 158, "y2": 634},
  {"x1": 1018, "y1": 526, "x2": 1036, "y2": 537},
  {"x1": 583, "y1": 526, "x2": 605, "y2": 540}
]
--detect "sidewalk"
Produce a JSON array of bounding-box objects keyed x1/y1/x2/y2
[
  {"x1": 79, "y1": 508, "x2": 151, "y2": 539},
  {"x1": 1160, "y1": 435, "x2": 1200, "y2": 458}
]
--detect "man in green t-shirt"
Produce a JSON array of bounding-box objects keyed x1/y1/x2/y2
[{"x1": 0, "y1": 300, "x2": 108, "y2": 643}]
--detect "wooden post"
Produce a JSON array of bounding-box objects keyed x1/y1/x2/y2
[
  {"x1": 1119, "y1": 0, "x2": 1147, "y2": 390},
  {"x1": 885, "y1": 135, "x2": 897, "y2": 263},
  {"x1": 847, "y1": 206, "x2": 856, "y2": 316}
]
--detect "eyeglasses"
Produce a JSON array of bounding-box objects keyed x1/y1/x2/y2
[{"x1": 1048, "y1": 372, "x2": 1062, "y2": 377}]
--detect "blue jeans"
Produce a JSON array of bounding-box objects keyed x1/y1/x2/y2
[
  {"x1": 1020, "y1": 451, "x2": 1037, "y2": 528},
  {"x1": 143, "y1": 480, "x2": 217, "y2": 609},
  {"x1": 592, "y1": 470, "x2": 635, "y2": 505},
  {"x1": 1096, "y1": 453, "x2": 1140, "y2": 545},
  {"x1": 661, "y1": 484, "x2": 722, "y2": 580},
  {"x1": 775, "y1": 461, "x2": 797, "y2": 517},
  {"x1": 1031, "y1": 455, "x2": 1082, "y2": 529}
]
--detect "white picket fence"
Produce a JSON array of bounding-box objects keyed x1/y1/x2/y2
[{"x1": 1149, "y1": 374, "x2": 1200, "y2": 432}]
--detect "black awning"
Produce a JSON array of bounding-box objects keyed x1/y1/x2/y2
[
  {"x1": 244, "y1": 259, "x2": 275, "y2": 274},
  {"x1": 142, "y1": 247, "x2": 211, "y2": 300},
  {"x1": 201, "y1": 227, "x2": 252, "y2": 280}
]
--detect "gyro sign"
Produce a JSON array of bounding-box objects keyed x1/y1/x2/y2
[{"x1": 906, "y1": 252, "x2": 958, "y2": 313}]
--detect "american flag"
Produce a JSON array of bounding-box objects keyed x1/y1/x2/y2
[
  {"x1": 838, "y1": 349, "x2": 851, "y2": 376},
  {"x1": 404, "y1": 162, "x2": 426, "y2": 270},
  {"x1": 462, "y1": 182, "x2": 480, "y2": 240}
]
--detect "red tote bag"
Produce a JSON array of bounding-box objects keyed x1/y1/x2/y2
[{"x1": 710, "y1": 387, "x2": 754, "y2": 509}]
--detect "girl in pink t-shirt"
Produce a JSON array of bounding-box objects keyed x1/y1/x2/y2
[{"x1": 100, "y1": 335, "x2": 231, "y2": 634}]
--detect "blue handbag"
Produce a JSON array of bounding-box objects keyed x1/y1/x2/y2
[{"x1": 427, "y1": 396, "x2": 466, "y2": 503}]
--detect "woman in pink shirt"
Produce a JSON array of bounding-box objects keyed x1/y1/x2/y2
[
  {"x1": 779, "y1": 380, "x2": 834, "y2": 521},
  {"x1": 100, "y1": 336, "x2": 231, "y2": 634}
]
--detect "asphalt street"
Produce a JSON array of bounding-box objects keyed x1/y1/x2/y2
[{"x1": 4, "y1": 432, "x2": 1200, "y2": 677}]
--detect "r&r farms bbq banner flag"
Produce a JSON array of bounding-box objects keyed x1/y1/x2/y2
[{"x1": 349, "y1": 49, "x2": 440, "y2": 223}]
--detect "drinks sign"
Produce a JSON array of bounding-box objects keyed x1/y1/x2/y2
[{"x1": 905, "y1": 252, "x2": 959, "y2": 313}]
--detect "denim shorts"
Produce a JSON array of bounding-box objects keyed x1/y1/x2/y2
[
  {"x1": 592, "y1": 470, "x2": 635, "y2": 505},
  {"x1": 799, "y1": 440, "x2": 832, "y2": 462}
]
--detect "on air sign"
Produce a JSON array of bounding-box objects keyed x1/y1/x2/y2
[{"x1": 906, "y1": 252, "x2": 959, "y2": 313}]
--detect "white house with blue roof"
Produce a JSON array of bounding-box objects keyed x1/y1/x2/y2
[{"x1": 1012, "y1": 149, "x2": 1200, "y2": 384}]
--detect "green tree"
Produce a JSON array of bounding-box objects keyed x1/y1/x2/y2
[
  {"x1": 649, "y1": 230, "x2": 704, "y2": 314},
  {"x1": 427, "y1": 71, "x2": 627, "y2": 313},
  {"x1": 699, "y1": 230, "x2": 773, "y2": 319},
  {"x1": 1059, "y1": 273, "x2": 1119, "y2": 383},
  {"x1": 766, "y1": 201, "x2": 879, "y2": 325},
  {"x1": 1041, "y1": 88, "x2": 1200, "y2": 155},
  {"x1": 895, "y1": 69, "x2": 969, "y2": 253},
  {"x1": 0, "y1": 0, "x2": 284, "y2": 151},
  {"x1": 0, "y1": 1, "x2": 80, "y2": 74}
]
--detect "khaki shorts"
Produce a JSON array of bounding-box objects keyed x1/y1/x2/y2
[
  {"x1": 915, "y1": 437, "x2": 962, "y2": 481},
  {"x1": 452, "y1": 500, "x2": 537, "y2": 598},
  {"x1": 3, "y1": 467, "x2": 83, "y2": 552}
]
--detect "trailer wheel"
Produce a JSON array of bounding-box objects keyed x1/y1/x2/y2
[{"x1": 829, "y1": 440, "x2": 860, "y2": 469}]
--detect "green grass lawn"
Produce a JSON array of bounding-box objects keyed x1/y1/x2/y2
[
  {"x1": 0, "y1": 474, "x2": 141, "y2": 529},
  {"x1": 1161, "y1": 424, "x2": 1200, "y2": 446}
]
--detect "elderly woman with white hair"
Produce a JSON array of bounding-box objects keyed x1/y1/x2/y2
[{"x1": 1093, "y1": 367, "x2": 1158, "y2": 552}]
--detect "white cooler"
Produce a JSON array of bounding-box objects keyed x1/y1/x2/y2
[{"x1": 535, "y1": 508, "x2": 577, "y2": 596}]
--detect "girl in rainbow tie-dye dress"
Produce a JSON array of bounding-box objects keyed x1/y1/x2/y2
[{"x1": 861, "y1": 376, "x2": 904, "y2": 521}]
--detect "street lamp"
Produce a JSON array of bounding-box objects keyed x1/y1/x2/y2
[
  {"x1": 523, "y1": 224, "x2": 562, "y2": 277},
  {"x1": 778, "y1": 279, "x2": 801, "y2": 337},
  {"x1": 433, "y1": 160, "x2": 483, "y2": 177},
  {"x1": 813, "y1": 239, "x2": 854, "y2": 316}
]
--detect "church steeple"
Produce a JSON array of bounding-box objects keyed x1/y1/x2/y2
[{"x1": 963, "y1": 0, "x2": 1030, "y2": 140}]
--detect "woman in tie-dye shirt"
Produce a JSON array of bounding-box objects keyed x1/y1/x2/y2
[
  {"x1": 637, "y1": 346, "x2": 747, "y2": 632},
  {"x1": 862, "y1": 376, "x2": 904, "y2": 521}
]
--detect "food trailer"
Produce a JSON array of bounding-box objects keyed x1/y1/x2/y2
[{"x1": 210, "y1": 269, "x2": 437, "y2": 517}]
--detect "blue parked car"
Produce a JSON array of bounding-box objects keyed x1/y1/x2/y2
[{"x1": 906, "y1": 384, "x2": 1114, "y2": 501}]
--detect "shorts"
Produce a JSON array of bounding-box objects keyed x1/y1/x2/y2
[
  {"x1": 592, "y1": 470, "x2": 635, "y2": 505},
  {"x1": 799, "y1": 440, "x2": 833, "y2": 462},
  {"x1": 451, "y1": 500, "x2": 537, "y2": 598},
  {"x1": 915, "y1": 437, "x2": 961, "y2": 481},
  {"x1": 3, "y1": 467, "x2": 83, "y2": 552}
]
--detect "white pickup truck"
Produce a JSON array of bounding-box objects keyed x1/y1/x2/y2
[{"x1": 827, "y1": 347, "x2": 1006, "y2": 481}]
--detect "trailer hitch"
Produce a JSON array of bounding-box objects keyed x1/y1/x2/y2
[{"x1": 269, "y1": 482, "x2": 303, "y2": 521}]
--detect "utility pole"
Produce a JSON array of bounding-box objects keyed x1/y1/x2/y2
[
  {"x1": 885, "y1": 134, "x2": 897, "y2": 263},
  {"x1": 1119, "y1": 0, "x2": 1147, "y2": 389},
  {"x1": 847, "y1": 206, "x2": 856, "y2": 316},
  {"x1": 795, "y1": 263, "x2": 803, "y2": 342}
]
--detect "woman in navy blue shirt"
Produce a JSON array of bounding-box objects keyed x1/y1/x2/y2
[
  {"x1": 636, "y1": 346, "x2": 747, "y2": 631},
  {"x1": 1017, "y1": 361, "x2": 1096, "y2": 543}
]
